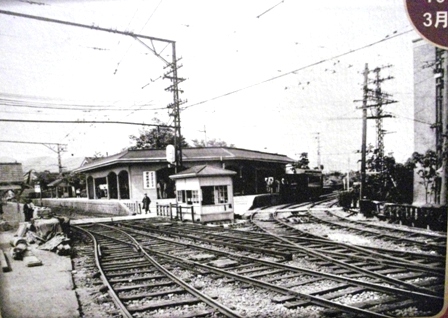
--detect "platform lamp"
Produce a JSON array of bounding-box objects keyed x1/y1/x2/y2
[
  {"x1": 166, "y1": 144, "x2": 176, "y2": 172},
  {"x1": 35, "y1": 182, "x2": 42, "y2": 206}
]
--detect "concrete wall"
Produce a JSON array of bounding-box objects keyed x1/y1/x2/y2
[
  {"x1": 413, "y1": 39, "x2": 438, "y2": 205},
  {"x1": 40, "y1": 199, "x2": 131, "y2": 216}
]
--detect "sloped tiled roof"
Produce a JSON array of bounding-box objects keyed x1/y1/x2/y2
[
  {"x1": 74, "y1": 147, "x2": 295, "y2": 173},
  {"x1": 0, "y1": 163, "x2": 24, "y2": 183},
  {"x1": 48, "y1": 178, "x2": 69, "y2": 187},
  {"x1": 170, "y1": 165, "x2": 237, "y2": 180}
]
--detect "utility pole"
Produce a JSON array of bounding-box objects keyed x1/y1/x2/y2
[
  {"x1": 315, "y1": 132, "x2": 321, "y2": 169},
  {"x1": 0, "y1": 140, "x2": 67, "y2": 175},
  {"x1": 164, "y1": 43, "x2": 186, "y2": 172},
  {"x1": 0, "y1": 10, "x2": 184, "y2": 173},
  {"x1": 356, "y1": 64, "x2": 396, "y2": 203},
  {"x1": 433, "y1": 48, "x2": 447, "y2": 205},
  {"x1": 371, "y1": 66, "x2": 395, "y2": 171},
  {"x1": 360, "y1": 63, "x2": 369, "y2": 201},
  {"x1": 202, "y1": 125, "x2": 207, "y2": 147}
]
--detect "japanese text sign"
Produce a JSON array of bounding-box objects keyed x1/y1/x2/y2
[{"x1": 406, "y1": 0, "x2": 448, "y2": 49}]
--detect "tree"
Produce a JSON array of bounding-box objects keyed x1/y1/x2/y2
[
  {"x1": 294, "y1": 152, "x2": 310, "y2": 169},
  {"x1": 34, "y1": 170, "x2": 58, "y2": 193},
  {"x1": 363, "y1": 146, "x2": 413, "y2": 203},
  {"x1": 129, "y1": 118, "x2": 189, "y2": 150},
  {"x1": 66, "y1": 172, "x2": 86, "y2": 192},
  {"x1": 406, "y1": 150, "x2": 438, "y2": 204},
  {"x1": 191, "y1": 138, "x2": 235, "y2": 148}
]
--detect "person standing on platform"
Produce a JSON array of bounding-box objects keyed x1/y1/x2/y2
[{"x1": 142, "y1": 194, "x2": 151, "y2": 214}]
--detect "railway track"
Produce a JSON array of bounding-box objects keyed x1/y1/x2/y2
[
  {"x1": 251, "y1": 197, "x2": 446, "y2": 261},
  {"x1": 74, "y1": 219, "x2": 443, "y2": 317},
  {"x1": 122, "y1": 218, "x2": 445, "y2": 290},
  {"x1": 312, "y1": 208, "x2": 447, "y2": 249},
  {"x1": 274, "y1": 208, "x2": 446, "y2": 255},
  {"x1": 73, "y1": 224, "x2": 241, "y2": 318}
]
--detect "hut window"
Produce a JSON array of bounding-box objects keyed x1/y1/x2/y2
[
  {"x1": 177, "y1": 190, "x2": 184, "y2": 202},
  {"x1": 201, "y1": 186, "x2": 228, "y2": 205},
  {"x1": 201, "y1": 186, "x2": 215, "y2": 205},
  {"x1": 177, "y1": 190, "x2": 199, "y2": 204},
  {"x1": 216, "y1": 186, "x2": 228, "y2": 203},
  {"x1": 191, "y1": 190, "x2": 199, "y2": 203}
]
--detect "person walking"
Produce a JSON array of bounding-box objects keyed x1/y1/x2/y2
[{"x1": 142, "y1": 194, "x2": 151, "y2": 214}]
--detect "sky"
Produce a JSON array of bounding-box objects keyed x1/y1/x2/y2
[{"x1": 0, "y1": 0, "x2": 429, "y2": 172}]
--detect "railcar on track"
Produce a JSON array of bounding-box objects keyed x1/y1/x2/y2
[{"x1": 279, "y1": 168, "x2": 323, "y2": 203}]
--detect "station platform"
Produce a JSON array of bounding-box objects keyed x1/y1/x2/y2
[
  {"x1": 0, "y1": 201, "x2": 250, "y2": 318},
  {"x1": 0, "y1": 229, "x2": 79, "y2": 318},
  {"x1": 0, "y1": 206, "x2": 160, "y2": 318},
  {"x1": 70, "y1": 211, "x2": 157, "y2": 225}
]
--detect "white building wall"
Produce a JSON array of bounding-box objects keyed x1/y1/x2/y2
[{"x1": 413, "y1": 39, "x2": 438, "y2": 205}]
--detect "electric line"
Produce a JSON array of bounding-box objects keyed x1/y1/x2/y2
[
  {"x1": 257, "y1": 0, "x2": 285, "y2": 19},
  {"x1": 0, "y1": 119, "x2": 174, "y2": 127},
  {"x1": 182, "y1": 29, "x2": 414, "y2": 111},
  {"x1": 0, "y1": 100, "x2": 157, "y2": 111},
  {"x1": 113, "y1": 0, "x2": 165, "y2": 75},
  {"x1": 0, "y1": 93, "x2": 154, "y2": 109},
  {"x1": 140, "y1": 0, "x2": 164, "y2": 31}
]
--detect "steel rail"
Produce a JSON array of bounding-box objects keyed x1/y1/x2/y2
[
  {"x1": 143, "y1": 241, "x2": 441, "y2": 318},
  {"x1": 249, "y1": 217, "x2": 441, "y2": 296},
  {"x1": 207, "y1": 226, "x2": 444, "y2": 275},
  {"x1": 73, "y1": 225, "x2": 133, "y2": 318},
  {"x1": 305, "y1": 212, "x2": 446, "y2": 253},
  {"x1": 123, "y1": 220, "x2": 442, "y2": 295},
  {"x1": 162, "y1": 219, "x2": 445, "y2": 275},
  {"x1": 126, "y1": 222, "x2": 293, "y2": 260},
  {"x1": 82, "y1": 223, "x2": 243, "y2": 318},
  {"x1": 115, "y1": 222, "x2": 442, "y2": 300},
  {"x1": 326, "y1": 209, "x2": 447, "y2": 239},
  {"x1": 267, "y1": 213, "x2": 445, "y2": 275},
  {"x1": 279, "y1": 234, "x2": 445, "y2": 273}
]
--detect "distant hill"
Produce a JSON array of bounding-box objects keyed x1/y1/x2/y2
[{"x1": 0, "y1": 156, "x2": 85, "y2": 173}]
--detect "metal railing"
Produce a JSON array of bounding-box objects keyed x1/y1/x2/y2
[
  {"x1": 376, "y1": 203, "x2": 447, "y2": 231},
  {"x1": 156, "y1": 203, "x2": 196, "y2": 222},
  {"x1": 122, "y1": 201, "x2": 141, "y2": 215}
]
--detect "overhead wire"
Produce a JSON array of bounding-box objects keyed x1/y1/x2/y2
[
  {"x1": 113, "y1": 0, "x2": 165, "y2": 75},
  {"x1": 0, "y1": 99, "x2": 157, "y2": 111},
  {"x1": 181, "y1": 29, "x2": 414, "y2": 111},
  {"x1": 0, "y1": 7, "x2": 417, "y2": 158}
]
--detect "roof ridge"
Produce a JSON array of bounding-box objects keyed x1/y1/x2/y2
[{"x1": 197, "y1": 165, "x2": 207, "y2": 174}]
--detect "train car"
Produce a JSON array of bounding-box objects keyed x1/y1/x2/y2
[{"x1": 279, "y1": 168, "x2": 323, "y2": 203}]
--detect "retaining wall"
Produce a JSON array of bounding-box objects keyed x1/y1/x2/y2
[{"x1": 39, "y1": 199, "x2": 131, "y2": 216}]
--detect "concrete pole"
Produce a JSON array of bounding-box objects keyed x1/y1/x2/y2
[
  {"x1": 360, "y1": 63, "x2": 369, "y2": 202},
  {"x1": 441, "y1": 51, "x2": 448, "y2": 205}
]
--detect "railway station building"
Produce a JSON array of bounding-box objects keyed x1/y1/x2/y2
[{"x1": 73, "y1": 147, "x2": 295, "y2": 204}]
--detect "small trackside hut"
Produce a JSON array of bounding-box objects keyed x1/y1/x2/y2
[{"x1": 169, "y1": 165, "x2": 236, "y2": 223}]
